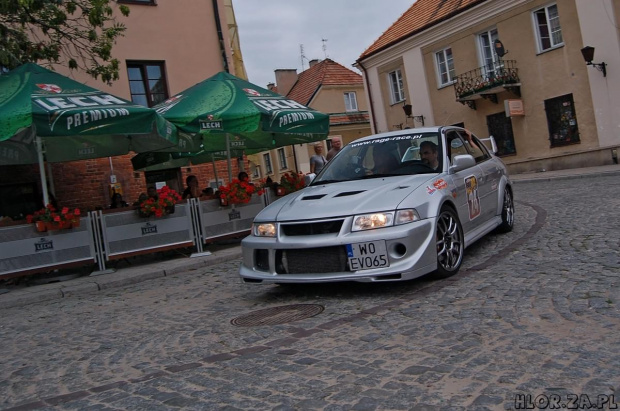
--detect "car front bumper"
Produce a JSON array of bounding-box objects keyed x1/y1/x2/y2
[{"x1": 239, "y1": 216, "x2": 437, "y2": 283}]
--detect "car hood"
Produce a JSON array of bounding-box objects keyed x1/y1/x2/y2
[{"x1": 258, "y1": 175, "x2": 436, "y2": 222}]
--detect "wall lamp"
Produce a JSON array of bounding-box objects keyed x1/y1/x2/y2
[
  {"x1": 581, "y1": 46, "x2": 606, "y2": 77},
  {"x1": 403, "y1": 103, "x2": 425, "y2": 126}
]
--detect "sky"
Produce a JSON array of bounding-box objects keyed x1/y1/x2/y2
[{"x1": 232, "y1": 1, "x2": 415, "y2": 88}]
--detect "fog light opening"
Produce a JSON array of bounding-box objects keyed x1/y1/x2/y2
[{"x1": 393, "y1": 243, "x2": 407, "y2": 257}]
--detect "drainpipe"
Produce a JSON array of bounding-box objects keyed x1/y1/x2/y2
[
  {"x1": 356, "y1": 59, "x2": 378, "y2": 134},
  {"x1": 212, "y1": 0, "x2": 229, "y2": 73}
]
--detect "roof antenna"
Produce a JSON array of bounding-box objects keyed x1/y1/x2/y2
[
  {"x1": 322, "y1": 38, "x2": 328, "y2": 59},
  {"x1": 300, "y1": 44, "x2": 306, "y2": 71}
]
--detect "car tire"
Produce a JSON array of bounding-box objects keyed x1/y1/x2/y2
[
  {"x1": 497, "y1": 188, "x2": 514, "y2": 233},
  {"x1": 433, "y1": 207, "x2": 464, "y2": 279}
]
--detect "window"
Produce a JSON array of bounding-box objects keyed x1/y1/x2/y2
[
  {"x1": 127, "y1": 62, "x2": 168, "y2": 107},
  {"x1": 388, "y1": 69, "x2": 405, "y2": 104},
  {"x1": 478, "y1": 29, "x2": 501, "y2": 80},
  {"x1": 459, "y1": 131, "x2": 490, "y2": 163},
  {"x1": 277, "y1": 148, "x2": 287, "y2": 169},
  {"x1": 534, "y1": 4, "x2": 563, "y2": 52},
  {"x1": 435, "y1": 47, "x2": 455, "y2": 86},
  {"x1": 344, "y1": 92, "x2": 358, "y2": 111},
  {"x1": 545, "y1": 94, "x2": 579, "y2": 147},
  {"x1": 486, "y1": 112, "x2": 516, "y2": 156},
  {"x1": 263, "y1": 153, "x2": 273, "y2": 174}
]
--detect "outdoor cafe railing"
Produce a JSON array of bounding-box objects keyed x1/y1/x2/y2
[
  {"x1": 0, "y1": 195, "x2": 269, "y2": 279},
  {"x1": 0, "y1": 215, "x2": 95, "y2": 279}
]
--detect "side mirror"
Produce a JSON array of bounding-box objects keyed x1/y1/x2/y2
[
  {"x1": 304, "y1": 173, "x2": 316, "y2": 185},
  {"x1": 479, "y1": 135, "x2": 498, "y2": 154},
  {"x1": 449, "y1": 154, "x2": 476, "y2": 173}
]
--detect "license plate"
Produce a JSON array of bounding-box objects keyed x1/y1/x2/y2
[{"x1": 346, "y1": 240, "x2": 389, "y2": 271}]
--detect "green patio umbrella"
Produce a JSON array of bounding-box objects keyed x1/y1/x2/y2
[
  {"x1": 0, "y1": 63, "x2": 178, "y2": 203},
  {"x1": 153, "y1": 71, "x2": 329, "y2": 152},
  {"x1": 131, "y1": 148, "x2": 245, "y2": 172}
]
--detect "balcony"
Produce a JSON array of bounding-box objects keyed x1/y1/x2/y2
[{"x1": 453, "y1": 60, "x2": 521, "y2": 110}]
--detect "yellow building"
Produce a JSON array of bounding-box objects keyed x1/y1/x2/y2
[{"x1": 356, "y1": 0, "x2": 620, "y2": 173}]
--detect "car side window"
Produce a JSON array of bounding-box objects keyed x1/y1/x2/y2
[
  {"x1": 458, "y1": 131, "x2": 489, "y2": 163},
  {"x1": 447, "y1": 132, "x2": 469, "y2": 164}
]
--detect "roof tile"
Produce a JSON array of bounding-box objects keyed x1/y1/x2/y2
[
  {"x1": 286, "y1": 59, "x2": 363, "y2": 106},
  {"x1": 359, "y1": 0, "x2": 487, "y2": 60}
]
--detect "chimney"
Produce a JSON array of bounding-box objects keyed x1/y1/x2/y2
[
  {"x1": 274, "y1": 69, "x2": 298, "y2": 96},
  {"x1": 267, "y1": 82, "x2": 276, "y2": 92},
  {"x1": 309, "y1": 59, "x2": 320, "y2": 67}
]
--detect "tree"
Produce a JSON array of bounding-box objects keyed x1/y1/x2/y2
[{"x1": 0, "y1": 0, "x2": 130, "y2": 83}]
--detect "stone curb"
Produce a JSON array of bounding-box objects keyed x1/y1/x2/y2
[
  {"x1": 0, "y1": 247, "x2": 243, "y2": 309},
  {"x1": 511, "y1": 167, "x2": 620, "y2": 184}
]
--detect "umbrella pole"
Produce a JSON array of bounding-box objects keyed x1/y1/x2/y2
[
  {"x1": 226, "y1": 134, "x2": 233, "y2": 182},
  {"x1": 46, "y1": 161, "x2": 55, "y2": 197},
  {"x1": 36, "y1": 137, "x2": 50, "y2": 206},
  {"x1": 211, "y1": 153, "x2": 220, "y2": 187}
]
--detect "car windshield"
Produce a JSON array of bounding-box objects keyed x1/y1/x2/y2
[{"x1": 312, "y1": 132, "x2": 443, "y2": 184}]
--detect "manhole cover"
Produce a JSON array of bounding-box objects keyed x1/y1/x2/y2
[{"x1": 231, "y1": 304, "x2": 324, "y2": 327}]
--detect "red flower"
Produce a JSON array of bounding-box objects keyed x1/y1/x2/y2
[
  {"x1": 138, "y1": 186, "x2": 181, "y2": 218},
  {"x1": 218, "y1": 179, "x2": 262, "y2": 204}
]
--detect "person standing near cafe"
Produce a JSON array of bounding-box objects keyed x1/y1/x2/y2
[
  {"x1": 309, "y1": 143, "x2": 327, "y2": 174},
  {"x1": 326, "y1": 137, "x2": 342, "y2": 161},
  {"x1": 182, "y1": 175, "x2": 204, "y2": 199}
]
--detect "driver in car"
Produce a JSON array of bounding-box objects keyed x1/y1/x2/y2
[{"x1": 420, "y1": 141, "x2": 440, "y2": 171}]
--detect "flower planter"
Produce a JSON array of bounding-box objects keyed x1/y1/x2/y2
[
  {"x1": 165, "y1": 204, "x2": 175, "y2": 214},
  {"x1": 276, "y1": 186, "x2": 286, "y2": 196},
  {"x1": 71, "y1": 218, "x2": 80, "y2": 228},
  {"x1": 35, "y1": 221, "x2": 47, "y2": 232}
]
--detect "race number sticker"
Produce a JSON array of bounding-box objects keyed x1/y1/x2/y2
[
  {"x1": 346, "y1": 241, "x2": 389, "y2": 271},
  {"x1": 465, "y1": 175, "x2": 481, "y2": 220}
]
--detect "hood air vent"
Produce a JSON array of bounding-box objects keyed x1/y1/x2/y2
[
  {"x1": 334, "y1": 190, "x2": 365, "y2": 197},
  {"x1": 302, "y1": 194, "x2": 327, "y2": 200}
]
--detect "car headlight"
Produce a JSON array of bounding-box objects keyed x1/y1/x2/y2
[
  {"x1": 352, "y1": 209, "x2": 420, "y2": 232},
  {"x1": 352, "y1": 212, "x2": 394, "y2": 231},
  {"x1": 253, "y1": 223, "x2": 276, "y2": 237}
]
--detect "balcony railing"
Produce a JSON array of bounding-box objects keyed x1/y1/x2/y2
[{"x1": 454, "y1": 60, "x2": 520, "y2": 108}]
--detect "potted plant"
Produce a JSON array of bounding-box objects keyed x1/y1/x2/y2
[
  {"x1": 26, "y1": 205, "x2": 82, "y2": 231},
  {"x1": 138, "y1": 186, "x2": 182, "y2": 218},
  {"x1": 218, "y1": 178, "x2": 261, "y2": 206},
  {"x1": 278, "y1": 171, "x2": 306, "y2": 195}
]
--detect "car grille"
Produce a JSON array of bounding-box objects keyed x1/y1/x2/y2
[
  {"x1": 281, "y1": 220, "x2": 344, "y2": 236},
  {"x1": 276, "y1": 246, "x2": 349, "y2": 274}
]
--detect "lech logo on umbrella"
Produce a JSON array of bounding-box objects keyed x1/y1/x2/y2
[
  {"x1": 243, "y1": 88, "x2": 261, "y2": 96},
  {"x1": 36, "y1": 84, "x2": 62, "y2": 93}
]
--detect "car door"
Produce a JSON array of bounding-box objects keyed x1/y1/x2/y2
[
  {"x1": 457, "y1": 130, "x2": 501, "y2": 223},
  {"x1": 445, "y1": 130, "x2": 485, "y2": 235}
]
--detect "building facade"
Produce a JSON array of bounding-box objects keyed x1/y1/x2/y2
[
  {"x1": 249, "y1": 58, "x2": 371, "y2": 181},
  {"x1": 0, "y1": 0, "x2": 249, "y2": 218},
  {"x1": 356, "y1": 0, "x2": 620, "y2": 173}
]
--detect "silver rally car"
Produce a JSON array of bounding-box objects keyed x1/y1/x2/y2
[{"x1": 240, "y1": 126, "x2": 514, "y2": 284}]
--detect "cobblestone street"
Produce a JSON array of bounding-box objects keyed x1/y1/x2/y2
[{"x1": 1, "y1": 174, "x2": 619, "y2": 410}]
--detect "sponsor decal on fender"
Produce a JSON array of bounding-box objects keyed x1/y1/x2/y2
[{"x1": 433, "y1": 179, "x2": 448, "y2": 190}]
